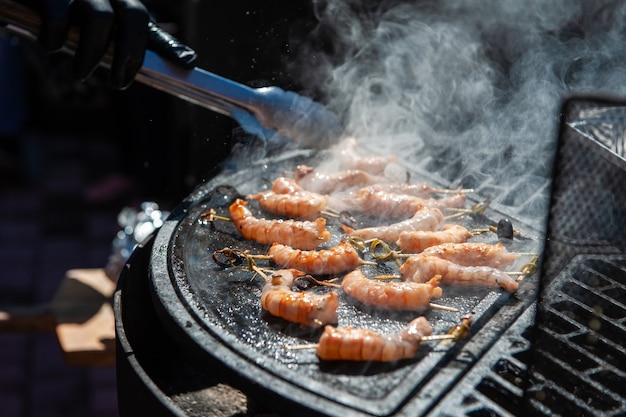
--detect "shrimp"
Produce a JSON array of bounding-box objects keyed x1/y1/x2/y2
[
  {"x1": 399, "y1": 255, "x2": 519, "y2": 292},
  {"x1": 331, "y1": 137, "x2": 397, "y2": 174},
  {"x1": 420, "y1": 242, "x2": 520, "y2": 270},
  {"x1": 337, "y1": 188, "x2": 466, "y2": 218},
  {"x1": 270, "y1": 176, "x2": 303, "y2": 194},
  {"x1": 247, "y1": 176, "x2": 330, "y2": 218},
  {"x1": 341, "y1": 269, "x2": 443, "y2": 311},
  {"x1": 268, "y1": 240, "x2": 371, "y2": 275},
  {"x1": 294, "y1": 165, "x2": 391, "y2": 195},
  {"x1": 367, "y1": 183, "x2": 468, "y2": 198},
  {"x1": 248, "y1": 190, "x2": 328, "y2": 219},
  {"x1": 344, "y1": 206, "x2": 444, "y2": 243},
  {"x1": 260, "y1": 269, "x2": 339, "y2": 328},
  {"x1": 315, "y1": 316, "x2": 433, "y2": 361},
  {"x1": 339, "y1": 189, "x2": 423, "y2": 218},
  {"x1": 229, "y1": 199, "x2": 330, "y2": 250},
  {"x1": 396, "y1": 224, "x2": 473, "y2": 253}
]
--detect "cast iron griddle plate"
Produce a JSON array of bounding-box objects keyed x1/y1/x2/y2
[{"x1": 149, "y1": 148, "x2": 541, "y2": 417}]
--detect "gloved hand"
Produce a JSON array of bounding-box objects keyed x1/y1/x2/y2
[{"x1": 30, "y1": 0, "x2": 197, "y2": 89}]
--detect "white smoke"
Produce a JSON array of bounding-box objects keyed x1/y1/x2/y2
[{"x1": 286, "y1": 0, "x2": 626, "y2": 211}]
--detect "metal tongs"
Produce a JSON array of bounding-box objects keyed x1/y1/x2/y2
[{"x1": 0, "y1": 1, "x2": 342, "y2": 148}]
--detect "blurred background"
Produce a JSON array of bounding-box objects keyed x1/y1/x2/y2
[{"x1": 0, "y1": 2, "x2": 317, "y2": 416}]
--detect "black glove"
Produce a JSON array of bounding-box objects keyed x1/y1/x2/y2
[{"x1": 33, "y1": 0, "x2": 197, "y2": 89}]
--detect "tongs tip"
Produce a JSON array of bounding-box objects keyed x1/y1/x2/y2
[{"x1": 255, "y1": 86, "x2": 343, "y2": 149}]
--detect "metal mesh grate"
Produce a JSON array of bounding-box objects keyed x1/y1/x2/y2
[
  {"x1": 528, "y1": 97, "x2": 626, "y2": 416},
  {"x1": 426, "y1": 258, "x2": 626, "y2": 417},
  {"x1": 425, "y1": 97, "x2": 626, "y2": 417},
  {"x1": 528, "y1": 255, "x2": 626, "y2": 416},
  {"x1": 424, "y1": 304, "x2": 533, "y2": 417}
]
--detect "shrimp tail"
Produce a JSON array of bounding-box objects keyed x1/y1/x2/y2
[{"x1": 341, "y1": 224, "x2": 355, "y2": 234}]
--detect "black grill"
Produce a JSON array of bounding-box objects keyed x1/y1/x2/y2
[
  {"x1": 528, "y1": 96, "x2": 626, "y2": 417},
  {"x1": 530, "y1": 255, "x2": 626, "y2": 416},
  {"x1": 115, "y1": 96, "x2": 626, "y2": 416}
]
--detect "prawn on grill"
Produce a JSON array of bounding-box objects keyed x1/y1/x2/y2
[
  {"x1": 341, "y1": 269, "x2": 443, "y2": 312},
  {"x1": 338, "y1": 187, "x2": 467, "y2": 218},
  {"x1": 269, "y1": 176, "x2": 304, "y2": 194},
  {"x1": 366, "y1": 183, "x2": 472, "y2": 198},
  {"x1": 396, "y1": 224, "x2": 473, "y2": 253},
  {"x1": 247, "y1": 189, "x2": 328, "y2": 219},
  {"x1": 315, "y1": 316, "x2": 433, "y2": 361},
  {"x1": 260, "y1": 269, "x2": 339, "y2": 328},
  {"x1": 268, "y1": 240, "x2": 374, "y2": 276},
  {"x1": 420, "y1": 242, "x2": 521, "y2": 270},
  {"x1": 229, "y1": 198, "x2": 330, "y2": 250},
  {"x1": 343, "y1": 206, "x2": 444, "y2": 243},
  {"x1": 329, "y1": 137, "x2": 397, "y2": 174},
  {"x1": 399, "y1": 255, "x2": 519, "y2": 292},
  {"x1": 294, "y1": 165, "x2": 392, "y2": 195}
]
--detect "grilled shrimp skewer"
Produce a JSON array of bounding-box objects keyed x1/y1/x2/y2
[
  {"x1": 316, "y1": 316, "x2": 433, "y2": 361},
  {"x1": 344, "y1": 206, "x2": 444, "y2": 242},
  {"x1": 340, "y1": 270, "x2": 450, "y2": 312},
  {"x1": 307, "y1": 270, "x2": 454, "y2": 312},
  {"x1": 420, "y1": 242, "x2": 521, "y2": 270},
  {"x1": 399, "y1": 255, "x2": 519, "y2": 292},
  {"x1": 269, "y1": 176, "x2": 304, "y2": 193},
  {"x1": 260, "y1": 269, "x2": 339, "y2": 328},
  {"x1": 368, "y1": 237, "x2": 532, "y2": 272},
  {"x1": 330, "y1": 137, "x2": 397, "y2": 174},
  {"x1": 295, "y1": 165, "x2": 392, "y2": 194},
  {"x1": 211, "y1": 251, "x2": 339, "y2": 328},
  {"x1": 366, "y1": 183, "x2": 474, "y2": 198},
  {"x1": 396, "y1": 224, "x2": 473, "y2": 253},
  {"x1": 248, "y1": 189, "x2": 329, "y2": 219},
  {"x1": 247, "y1": 176, "x2": 329, "y2": 219},
  {"x1": 268, "y1": 240, "x2": 376, "y2": 275},
  {"x1": 316, "y1": 269, "x2": 454, "y2": 312},
  {"x1": 337, "y1": 187, "x2": 467, "y2": 218},
  {"x1": 286, "y1": 316, "x2": 474, "y2": 361},
  {"x1": 229, "y1": 199, "x2": 330, "y2": 250}
]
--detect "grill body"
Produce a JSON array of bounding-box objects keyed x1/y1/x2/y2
[{"x1": 114, "y1": 96, "x2": 626, "y2": 417}]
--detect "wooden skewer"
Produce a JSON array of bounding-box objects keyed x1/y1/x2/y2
[
  {"x1": 375, "y1": 274, "x2": 402, "y2": 280},
  {"x1": 427, "y1": 303, "x2": 459, "y2": 313},
  {"x1": 284, "y1": 343, "x2": 319, "y2": 351},
  {"x1": 443, "y1": 199, "x2": 491, "y2": 220},
  {"x1": 365, "y1": 239, "x2": 539, "y2": 265},
  {"x1": 444, "y1": 214, "x2": 471, "y2": 221},
  {"x1": 422, "y1": 334, "x2": 459, "y2": 342},
  {"x1": 472, "y1": 226, "x2": 522, "y2": 237},
  {"x1": 432, "y1": 188, "x2": 475, "y2": 194},
  {"x1": 200, "y1": 208, "x2": 231, "y2": 224},
  {"x1": 284, "y1": 334, "x2": 458, "y2": 351},
  {"x1": 378, "y1": 271, "x2": 526, "y2": 280}
]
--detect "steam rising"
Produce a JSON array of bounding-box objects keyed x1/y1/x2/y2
[
  {"x1": 234, "y1": 0, "x2": 626, "y2": 219},
  {"x1": 292, "y1": 1, "x2": 625, "y2": 207}
]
